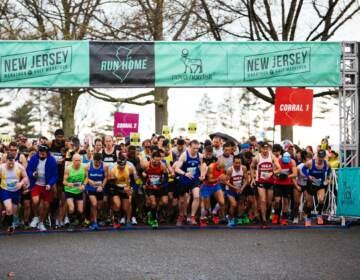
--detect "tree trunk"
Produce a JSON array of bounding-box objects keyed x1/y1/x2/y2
[
  {"x1": 280, "y1": 125, "x2": 293, "y2": 141},
  {"x1": 60, "y1": 89, "x2": 81, "y2": 137},
  {"x1": 154, "y1": 87, "x2": 168, "y2": 134}
]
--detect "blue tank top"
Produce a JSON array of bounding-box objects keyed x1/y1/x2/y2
[
  {"x1": 309, "y1": 159, "x2": 329, "y2": 186},
  {"x1": 180, "y1": 150, "x2": 200, "y2": 182},
  {"x1": 86, "y1": 161, "x2": 105, "y2": 187}
]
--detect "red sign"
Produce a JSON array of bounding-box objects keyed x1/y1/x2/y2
[
  {"x1": 274, "y1": 87, "x2": 313, "y2": 126},
  {"x1": 113, "y1": 112, "x2": 139, "y2": 137}
]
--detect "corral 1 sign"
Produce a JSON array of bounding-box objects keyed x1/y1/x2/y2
[{"x1": 0, "y1": 41, "x2": 341, "y2": 88}]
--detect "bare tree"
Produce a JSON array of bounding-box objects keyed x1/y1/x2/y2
[{"x1": 199, "y1": 0, "x2": 360, "y2": 140}]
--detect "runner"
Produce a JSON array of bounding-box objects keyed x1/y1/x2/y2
[
  {"x1": 174, "y1": 140, "x2": 206, "y2": 226},
  {"x1": 212, "y1": 136, "x2": 223, "y2": 157},
  {"x1": 27, "y1": 144, "x2": 58, "y2": 231},
  {"x1": 293, "y1": 151, "x2": 313, "y2": 224},
  {"x1": 199, "y1": 159, "x2": 227, "y2": 227},
  {"x1": 0, "y1": 154, "x2": 28, "y2": 234},
  {"x1": 63, "y1": 153, "x2": 87, "y2": 231},
  {"x1": 250, "y1": 142, "x2": 281, "y2": 228},
  {"x1": 84, "y1": 153, "x2": 108, "y2": 230},
  {"x1": 272, "y1": 152, "x2": 297, "y2": 225},
  {"x1": 143, "y1": 151, "x2": 168, "y2": 228},
  {"x1": 108, "y1": 155, "x2": 136, "y2": 229},
  {"x1": 302, "y1": 149, "x2": 331, "y2": 227},
  {"x1": 225, "y1": 155, "x2": 249, "y2": 227}
]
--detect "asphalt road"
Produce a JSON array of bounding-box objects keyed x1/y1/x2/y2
[{"x1": 0, "y1": 226, "x2": 359, "y2": 280}]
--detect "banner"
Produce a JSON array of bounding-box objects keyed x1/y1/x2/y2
[
  {"x1": 113, "y1": 112, "x2": 139, "y2": 137},
  {"x1": 0, "y1": 135, "x2": 12, "y2": 145},
  {"x1": 337, "y1": 168, "x2": 360, "y2": 217},
  {"x1": 89, "y1": 42, "x2": 154, "y2": 87},
  {"x1": 274, "y1": 87, "x2": 313, "y2": 126},
  {"x1": 188, "y1": 122, "x2": 197, "y2": 134},
  {"x1": 0, "y1": 40, "x2": 89, "y2": 87},
  {"x1": 154, "y1": 42, "x2": 341, "y2": 87},
  {"x1": 130, "y1": 132, "x2": 141, "y2": 146}
]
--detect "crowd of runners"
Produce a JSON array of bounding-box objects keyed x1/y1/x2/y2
[{"x1": 0, "y1": 130, "x2": 340, "y2": 234}]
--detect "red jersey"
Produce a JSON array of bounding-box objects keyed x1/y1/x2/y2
[
  {"x1": 146, "y1": 163, "x2": 163, "y2": 190},
  {"x1": 205, "y1": 162, "x2": 224, "y2": 185},
  {"x1": 274, "y1": 160, "x2": 294, "y2": 185}
]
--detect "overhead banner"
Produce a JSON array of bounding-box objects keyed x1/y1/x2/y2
[
  {"x1": 0, "y1": 41, "x2": 341, "y2": 88},
  {"x1": 89, "y1": 42, "x2": 154, "y2": 87},
  {"x1": 113, "y1": 112, "x2": 139, "y2": 137},
  {"x1": 274, "y1": 87, "x2": 313, "y2": 126},
  {"x1": 0, "y1": 40, "x2": 89, "y2": 88},
  {"x1": 154, "y1": 42, "x2": 341, "y2": 87},
  {"x1": 337, "y1": 168, "x2": 360, "y2": 217}
]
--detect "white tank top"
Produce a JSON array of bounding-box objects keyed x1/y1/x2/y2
[
  {"x1": 296, "y1": 162, "x2": 308, "y2": 186},
  {"x1": 256, "y1": 152, "x2": 273, "y2": 183},
  {"x1": 229, "y1": 166, "x2": 244, "y2": 190}
]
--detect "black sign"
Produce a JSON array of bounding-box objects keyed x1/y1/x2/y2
[{"x1": 90, "y1": 42, "x2": 154, "y2": 87}]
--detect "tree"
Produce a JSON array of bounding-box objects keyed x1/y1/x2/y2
[
  {"x1": 0, "y1": 95, "x2": 11, "y2": 129},
  {"x1": 218, "y1": 92, "x2": 236, "y2": 130},
  {"x1": 8, "y1": 100, "x2": 38, "y2": 137},
  {"x1": 198, "y1": 0, "x2": 360, "y2": 140},
  {"x1": 196, "y1": 93, "x2": 217, "y2": 136}
]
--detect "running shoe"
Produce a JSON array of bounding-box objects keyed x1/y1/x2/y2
[
  {"x1": 120, "y1": 217, "x2": 126, "y2": 225},
  {"x1": 292, "y1": 217, "x2": 299, "y2": 224},
  {"x1": 317, "y1": 216, "x2": 324, "y2": 225},
  {"x1": 37, "y1": 222, "x2": 47, "y2": 232},
  {"x1": 131, "y1": 217, "x2": 137, "y2": 225},
  {"x1": 113, "y1": 222, "x2": 121, "y2": 229},
  {"x1": 7, "y1": 225, "x2": 15, "y2": 235},
  {"x1": 305, "y1": 218, "x2": 312, "y2": 227},
  {"x1": 152, "y1": 219, "x2": 159, "y2": 229},
  {"x1": 260, "y1": 221, "x2": 269, "y2": 229},
  {"x1": 243, "y1": 215, "x2": 250, "y2": 225},
  {"x1": 89, "y1": 222, "x2": 99, "y2": 230},
  {"x1": 212, "y1": 215, "x2": 220, "y2": 225},
  {"x1": 176, "y1": 216, "x2": 184, "y2": 227},
  {"x1": 199, "y1": 217, "x2": 207, "y2": 227},
  {"x1": 64, "y1": 216, "x2": 70, "y2": 226},
  {"x1": 280, "y1": 218, "x2": 288, "y2": 226},
  {"x1": 237, "y1": 217, "x2": 243, "y2": 225},
  {"x1": 271, "y1": 214, "x2": 279, "y2": 225},
  {"x1": 190, "y1": 216, "x2": 197, "y2": 226},
  {"x1": 227, "y1": 218, "x2": 236, "y2": 228},
  {"x1": 30, "y1": 216, "x2": 39, "y2": 228},
  {"x1": 147, "y1": 212, "x2": 154, "y2": 225}
]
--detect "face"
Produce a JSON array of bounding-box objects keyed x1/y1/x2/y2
[
  {"x1": 212, "y1": 137, "x2": 221, "y2": 148},
  {"x1": 94, "y1": 141, "x2": 103, "y2": 152},
  {"x1": 105, "y1": 136, "x2": 113, "y2": 149},
  {"x1": 223, "y1": 146, "x2": 232, "y2": 157},
  {"x1": 233, "y1": 158, "x2": 241, "y2": 169},
  {"x1": 177, "y1": 144, "x2": 185, "y2": 153},
  {"x1": 163, "y1": 146, "x2": 170, "y2": 156},
  {"x1": 7, "y1": 158, "x2": 15, "y2": 169},
  {"x1": 8, "y1": 146, "x2": 17, "y2": 157},
  {"x1": 93, "y1": 159, "x2": 101, "y2": 168},
  {"x1": 72, "y1": 155, "x2": 81, "y2": 168},
  {"x1": 273, "y1": 150, "x2": 281, "y2": 158},
  {"x1": 151, "y1": 156, "x2": 161, "y2": 166},
  {"x1": 189, "y1": 143, "x2": 200, "y2": 154},
  {"x1": 260, "y1": 146, "x2": 269, "y2": 155},
  {"x1": 204, "y1": 149, "x2": 213, "y2": 158},
  {"x1": 39, "y1": 150, "x2": 47, "y2": 159},
  {"x1": 158, "y1": 138, "x2": 164, "y2": 147}
]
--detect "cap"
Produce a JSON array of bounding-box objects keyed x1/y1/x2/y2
[
  {"x1": 7, "y1": 154, "x2": 15, "y2": 161},
  {"x1": 282, "y1": 152, "x2": 291, "y2": 164},
  {"x1": 317, "y1": 149, "x2": 326, "y2": 158},
  {"x1": 38, "y1": 144, "x2": 49, "y2": 152}
]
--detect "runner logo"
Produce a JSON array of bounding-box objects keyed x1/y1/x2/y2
[
  {"x1": 0, "y1": 46, "x2": 72, "y2": 82},
  {"x1": 171, "y1": 49, "x2": 212, "y2": 81}
]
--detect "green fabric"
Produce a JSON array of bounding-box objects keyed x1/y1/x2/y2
[{"x1": 65, "y1": 165, "x2": 86, "y2": 194}]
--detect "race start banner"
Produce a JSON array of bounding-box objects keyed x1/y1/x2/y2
[
  {"x1": 0, "y1": 40, "x2": 89, "y2": 87},
  {"x1": 113, "y1": 112, "x2": 139, "y2": 137},
  {"x1": 0, "y1": 41, "x2": 341, "y2": 88},
  {"x1": 274, "y1": 87, "x2": 313, "y2": 126},
  {"x1": 337, "y1": 168, "x2": 360, "y2": 217}
]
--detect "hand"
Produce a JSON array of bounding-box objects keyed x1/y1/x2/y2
[
  {"x1": 266, "y1": 173, "x2": 274, "y2": 180},
  {"x1": 199, "y1": 174, "x2": 205, "y2": 181},
  {"x1": 79, "y1": 185, "x2": 85, "y2": 191},
  {"x1": 185, "y1": 172, "x2": 194, "y2": 180},
  {"x1": 250, "y1": 178, "x2": 256, "y2": 187},
  {"x1": 96, "y1": 186, "x2": 103, "y2": 193},
  {"x1": 45, "y1": 185, "x2": 51, "y2": 191},
  {"x1": 308, "y1": 176, "x2": 316, "y2": 182},
  {"x1": 125, "y1": 188, "x2": 133, "y2": 196},
  {"x1": 33, "y1": 171, "x2": 38, "y2": 178}
]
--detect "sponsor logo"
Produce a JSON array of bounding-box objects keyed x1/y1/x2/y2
[
  {"x1": 0, "y1": 46, "x2": 72, "y2": 82},
  {"x1": 99, "y1": 46, "x2": 148, "y2": 83},
  {"x1": 340, "y1": 181, "x2": 354, "y2": 206},
  {"x1": 171, "y1": 49, "x2": 212, "y2": 81},
  {"x1": 244, "y1": 47, "x2": 311, "y2": 81}
]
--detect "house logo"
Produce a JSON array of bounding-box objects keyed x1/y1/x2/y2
[{"x1": 171, "y1": 48, "x2": 212, "y2": 81}]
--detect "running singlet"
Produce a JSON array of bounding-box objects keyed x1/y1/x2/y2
[
  {"x1": 256, "y1": 153, "x2": 274, "y2": 183},
  {"x1": 180, "y1": 151, "x2": 200, "y2": 181},
  {"x1": 205, "y1": 162, "x2": 224, "y2": 186},
  {"x1": 308, "y1": 159, "x2": 330, "y2": 187},
  {"x1": 297, "y1": 163, "x2": 308, "y2": 187},
  {"x1": 102, "y1": 149, "x2": 117, "y2": 170},
  {"x1": 0, "y1": 163, "x2": 21, "y2": 191},
  {"x1": 86, "y1": 161, "x2": 105, "y2": 188},
  {"x1": 229, "y1": 166, "x2": 244, "y2": 191},
  {"x1": 146, "y1": 163, "x2": 163, "y2": 190},
  {"x1": 274, "y1": 160, "x2": 293, "y2": 185},
  {"x1": 111, "y1": 166, "x2": 130, "y2": 189},
  {"x1": 65, "y1": 165, "x2": 86, "y2": 194},
  {"x1": 50, "y1": 141, "x2": 65, "y2": 164},
  {"x1": 163, "y1": 153, "x2": 174, "y2": 183}
]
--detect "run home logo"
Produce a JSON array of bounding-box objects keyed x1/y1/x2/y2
[
  {"x1": 0, "y1": 46, "x2": 72, "y2": 82},
  {"x1": 244, "y1": 47, "x2": 311, "y2": 81}
]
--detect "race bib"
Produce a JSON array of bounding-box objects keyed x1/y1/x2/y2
[
  {"x1": 149, "y1": 175, "x2": 161, "y2": 186},
  {"x1": 313, "y1": 178, "x2": 322, "y2": 187},
  {"x1": 260, "y1": 171, "x2": 271, "y2": 180},
  {"x1": 186, "y1": 167, "x2": 197, "y2": 176},
  {"x1": 6, "y1": 179, "x2": 17, "y2": 191},
  {"x1": 116, "y1": 183, "x2": 126, "y2": 189},
  {"x1": 73, "y1": 182, "x2": 82, "y2": 188}
]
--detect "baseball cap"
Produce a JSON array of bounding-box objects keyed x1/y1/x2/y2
[
  {"x1": 38, "y1": 144, "x2": 49, "y2": 152},
  {"x1": 260, "y1": 142, "x2": 269, "y2": 148}
]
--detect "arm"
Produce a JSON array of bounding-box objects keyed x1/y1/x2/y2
[
  {"x1": 174, "y1": 153, "x2": 186, "y2": 175},
  {"x1": 199, "y1": 154, "x2": 206, "y2": 180},
  {"x1": 46, "y1": 158, "x2": 59, "y2": 188},
  {"x1": 289, "y1": 160, "x2": 298, "y2": 185},
  {"x1": 63, "y1": 167, "x2": 73, "y2": 188},
  {"x1": 249, "y1": 157, "x2": 257, "y2": 186},
  {"x1": 272, "y1": 156, "x2": 282, "y2": 175},
  {"x1": 20, "y1": 154, "x2": 28, "y2": 169},
  {"x1": 242, "y1": 166, "x2": 249, "y2": 190}
]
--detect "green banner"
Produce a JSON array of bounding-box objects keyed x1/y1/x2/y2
[
  {"x1": 0, "y1": 41, "x2": 89, "y2": 87},
  {"x1": 154, "y1": 42, "x2": 341, "y2": 87},
  {"x1": 337, "y1": 168, "x2": 360, "y2": 217}
]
